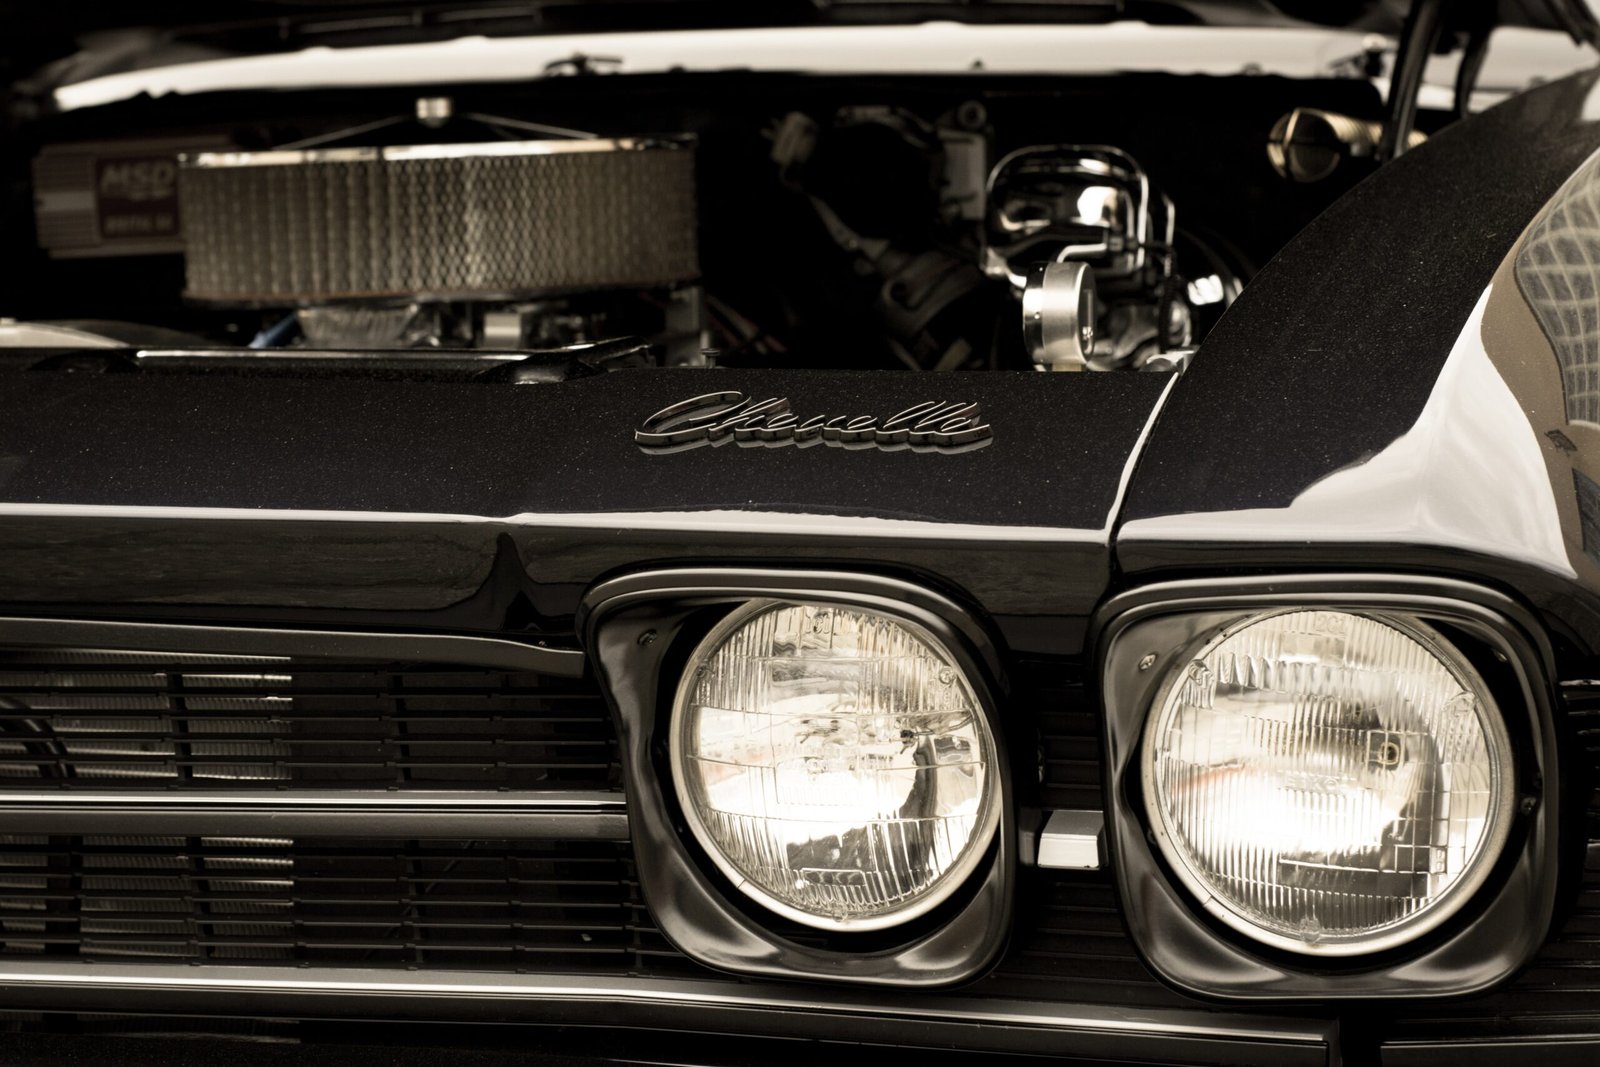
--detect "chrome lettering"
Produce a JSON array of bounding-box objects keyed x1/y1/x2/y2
[{"x1": 636, "y1": 393, "x2": 992, "y2": 454}]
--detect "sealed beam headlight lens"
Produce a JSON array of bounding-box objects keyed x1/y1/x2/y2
[
  {"x1": 1143, "y1": 609, "x2": 1515, "y2": 954},
  {"x1": 670, "y1": 600, "x2": 1000, "y2": 930}
]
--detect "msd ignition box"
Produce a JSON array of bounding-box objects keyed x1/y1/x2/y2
[{"x1": 32, "y1": 136, "x2": 230, "y2": 258}]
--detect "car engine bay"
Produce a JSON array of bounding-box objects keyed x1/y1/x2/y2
[{"x1": 4, "y1": 71, "x2": 1386, "y2": 376}]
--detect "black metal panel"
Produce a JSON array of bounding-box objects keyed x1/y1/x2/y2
[
  {"x1": 0, "y1": 980, "x2": 1331, "y2": 1067},
  {"x1": 0, "y1": 618, "x2": 586, "y2": 677},
  {"x1": 0, "y1": 1019, "x2": 1299, "y2": 1067},
  {"x1": 0, "y1": 368, "x2": 1160, "y2": 528}
]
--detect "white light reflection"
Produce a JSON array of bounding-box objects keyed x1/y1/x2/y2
[{"x1": 1121, "y1": 287, "x2": 1575, "y2": 580}]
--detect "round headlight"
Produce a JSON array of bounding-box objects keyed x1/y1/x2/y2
[
  {"x1": 670, "y1": 600, "x2": 1000, "y2": 931},
  {"x1": 1142, "y1": 609, "x2": 1516, "y2": 955}
]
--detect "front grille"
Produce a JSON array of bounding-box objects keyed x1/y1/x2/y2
[
  {"x1": 0, "y1": 649, "x2": 617, "y2": 792},
  {"x1": 1561, "y1": 679, "x2": 1600, "y2": 837},
  {"x1": 0, "y1": 639, "x2": 1168, "y2": 998},
  {"x1": 1037, "y1": 700, "x2": 1101, "y2": 812},
  {"x1": 6, "y1": 633, "x2": 1596, "y2": 1039},
  {"x1": 0, "y1": 834, "x2": 685, "y2": 973},
  {"x1": 1020, "y1": 660, "x2": 1102, "y2": 813},
  {"x1": 979, "y1": 869, "x2": 1186, "y2": 1008},
  {"x1": 0, "y1": 827, "x2": 1176, "y2": 1007}
]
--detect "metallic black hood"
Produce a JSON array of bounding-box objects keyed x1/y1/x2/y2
[
  {"x1": 1117, "y1": 68, "x2": 1600, "y2": 649},
  {"x1": 0, "y1": 367, "x2": 1170, "y2": 655}
]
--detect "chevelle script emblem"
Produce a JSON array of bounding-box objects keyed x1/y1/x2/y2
[{"x1": 635, "y1": 391, "x2": 993, "y2": 453}]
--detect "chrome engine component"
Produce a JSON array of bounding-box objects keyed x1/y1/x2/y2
[
  {"x1": 178, "y1": 138, "x2": 698, "y2": 304},
  {"x1": 987, "y1": 145, "x2": 1188, "y2": 370},
  {"x1": 1268, "y1": 108, "x2": 1426, "y2": 184},
  {"x1": 984, "y1": 145, "x2": 1169, "y2": 286},
  {"x1": 1022, "y1": 261, "x2": 1097, "y2": 371}
]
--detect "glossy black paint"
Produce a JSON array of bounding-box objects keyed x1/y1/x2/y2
[
  {"x1": 0, "y1": 367, "x2": 1169, "y2": 654},
  {"x1": 1126, "y1": 71, "x2": 1600, "y2": 518},
  {"x1": 1118, "y1": 70, "x2": 1600, "y2": 661},
  {"x1": 581, "y1": 568, "x2": 1013, "y2": 987},
  {"x1": 1095, "y1": 575, "x2": 1560, "y2": 1000}
]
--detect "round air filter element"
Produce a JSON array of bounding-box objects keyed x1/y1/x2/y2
[{"x1": 178, "y1": 138, "x2": 698, "y2": 305}]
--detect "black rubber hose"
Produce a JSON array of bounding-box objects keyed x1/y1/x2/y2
[
  {"x1": 1454, "y1": 0, "x2": 1498, "y2": 121},
  {"x1": 1378, "y1": 0, "x2": 1446, "y2": 163}
]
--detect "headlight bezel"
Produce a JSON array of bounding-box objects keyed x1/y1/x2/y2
[
  {"x1": 1097, "y1": 575, "x2": 1559, "y2": 1001},
  {"x1": 581, "y1": 567, "x2": 1015, "y2": 988}
]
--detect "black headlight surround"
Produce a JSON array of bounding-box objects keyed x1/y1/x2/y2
[
  {"x1": 580, "y1": 567, "x2": 1014, "y2": 987},
  {"x1": 1096, "y1": 574, "x2": 1559, "y2": 1001}
]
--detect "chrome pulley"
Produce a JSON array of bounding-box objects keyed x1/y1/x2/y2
[{"x1": 1022, "y1": 260, "x2": 1097, "y2": 371}]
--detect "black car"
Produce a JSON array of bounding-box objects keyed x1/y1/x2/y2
[{"x1": 1, "y1": 2, "x2": 1599, "y2": 1064}]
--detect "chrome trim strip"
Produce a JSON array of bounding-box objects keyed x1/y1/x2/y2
[
  {"x1": 1036, "y1": 809, "x2": 1104, "y2": 870},
  {"x1": 1101, "y1": 368, "x2": 1179, "y2": 537},
  {"x1": 0, "y1": 618, "x2": 584, "y2": 677},
  {"x1": 0, "y1": 790, "x2": 623, "y2": 807},
  {"x1": 186, "y1": 138, "x2": 686, "y2": 168},
  {"x1": 0, "y1": 502, "x2": 1107, "y2": 545},
  {"x1": 135, "y1": 349, "x2": 529, "y2": 365},
  {"x1": 0, "y1": 790, "x2": 627, "y2": 839},
  {"x1": 0, "y1": 964, "x2": 1329, "y2": 1046}
]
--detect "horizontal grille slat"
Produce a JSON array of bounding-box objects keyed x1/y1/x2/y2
[
  {"x1": 0, "y1": 647, "x2": 618, "y2": 792},
  {"x1": 1559, "y1": 680, "x2": 1600, "y2": 838},
  {"x1": 1019, "y1": 660, "x2": 1102, "y2": 814},
  {"x1": 973, "y1": 869, "x2": 1189, "y2": 1009},
  {"x1": 0, "y1": 834, "x2": 697, "y2": 974}
]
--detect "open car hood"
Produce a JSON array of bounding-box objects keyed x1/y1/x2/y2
[{"x1": 9, "y1": 2, "x2": 1596, "y2": 93}]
